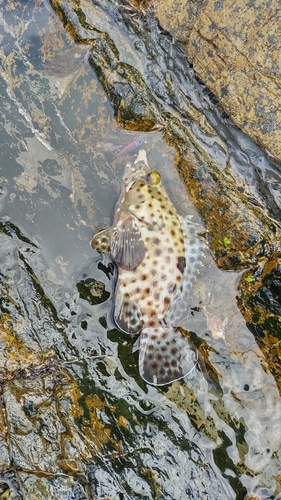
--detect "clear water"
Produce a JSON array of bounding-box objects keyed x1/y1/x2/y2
[{"x1": 0, "y1": 0, "x2": 280, "y2": 498}]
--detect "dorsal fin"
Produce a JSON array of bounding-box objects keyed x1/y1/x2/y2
[{"x1": 166, "y1": 216, "x2": 206, "y2": 326}]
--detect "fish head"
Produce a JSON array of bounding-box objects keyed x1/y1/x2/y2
[
  {"x1": 122, "y1": 148, "x2": 159, "y2": 184},
  {"x1": 110, "y1": 148, "x2": 179, "y2": 269},
  {"x1": 120, "y1": 149, "x2": 164, "y2": 211}
]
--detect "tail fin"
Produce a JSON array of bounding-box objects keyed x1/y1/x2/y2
[{"x1": 138, "y1": 326, "x2": 197, "y2": 386}]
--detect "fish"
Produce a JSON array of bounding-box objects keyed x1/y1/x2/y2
[{"x1": 91, "y1": 149, "x2": 205, "y2": 386}]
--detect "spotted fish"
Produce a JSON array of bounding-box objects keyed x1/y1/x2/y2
[{"x1": 91, "y1": 149, "x2": 205, "y2": 385}]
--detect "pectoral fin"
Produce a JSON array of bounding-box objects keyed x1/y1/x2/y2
[{"x1": 111, "y1": 212, "x2": 145, "y2": 270}]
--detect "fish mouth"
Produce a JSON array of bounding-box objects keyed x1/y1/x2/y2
[
  {"x1": 134, "y1": 148, "x2": 149, "y2": 166},
  {"x1": 122, "y1": 149, "x2": 150, "y2": 188}
]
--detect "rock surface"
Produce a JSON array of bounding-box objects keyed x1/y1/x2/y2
[
  {"x1": 149, "y1": 0, "x2": 281, "y2": 163},
  {"x1": 0, "y1": 0, "x2": 281, "y2": 499}
]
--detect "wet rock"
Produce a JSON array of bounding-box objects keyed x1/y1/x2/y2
[
  {"x1": 238, "y1": 252, "x2": 281, "y2": 389},
  {"x1": 244, "y1": 494, "x2": 261, "y2": 500},
  {"x1": 149, "y1": 0, "x2": 281, "y2": 163},
  {"x1": 0, "y1": 470, "x2": 22, "y2": 500},
  {"x1": 19, "y1": 474, "x2": 89, "y2": 500},
  {"x1": 90, "y1": 51, "x2": 163, "y2": 130},
  {"x1": 76, "y1": 278, "x2": 110, "y2": 305},
  {"x1": 1, "y1": 0, "x2": 281, "y2": 498},
  {"x1": 48, "y1": 0, "x2": 281, "y2": 267},
  {"x1": 0, "y1": 223, "x2": 237, "y2": 498}
]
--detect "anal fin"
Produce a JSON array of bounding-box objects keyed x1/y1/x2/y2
[{"x1": 114, "y1": 285, "x2": 143, "y2": 335}]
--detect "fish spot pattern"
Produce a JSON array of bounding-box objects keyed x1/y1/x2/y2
[
  {"x1": 97, "y1": 151, "x2": 205, "y2": 385},
  {"x1": 177, "y1": 256, "x2": 186, "y2": 273}
]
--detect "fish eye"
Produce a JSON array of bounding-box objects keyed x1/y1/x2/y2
[{"x1": 145, "y1": 171, "x2": 161, "y2": 186}]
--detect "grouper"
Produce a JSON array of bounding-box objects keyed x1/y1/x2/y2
[{"x1": 91, "y1": 149, "x2": 205, "y2": 385}]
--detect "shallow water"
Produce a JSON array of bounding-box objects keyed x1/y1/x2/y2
[{"x1": 0, "y1": 0, "x2": 281, "y2": 499}]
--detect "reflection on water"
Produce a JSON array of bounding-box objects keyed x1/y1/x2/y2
[{"x1": 0, "y1": 0, "x2": 280, "y2": 499}]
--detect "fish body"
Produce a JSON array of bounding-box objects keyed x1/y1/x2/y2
[{"x1": 92, "y1": 149, "x2": 204, "y2": 385}]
